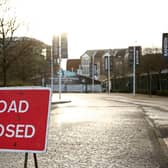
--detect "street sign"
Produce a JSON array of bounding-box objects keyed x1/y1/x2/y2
[
  {"x1": 162, "y1": 33, "x2": 168, "y2": 58},
  {"x1": 0, "y1": 87, "x2": 51, "y2": 153},
  {"x1": 104, "y1": 56, "x2": 112, "y2": 72},
  {"x1": 52, "y1": 35, "x2": 59, "y2": 59},
  {"x1": 128, "y1": 46, "x2": 141, "y2": 65},
  {"x1": 61, "y1": 32, "x2": 68, "y2": 58},
  {"x1": 104, "y1": 56, "x2": 108, "y2": 71},
  {"x1": 52, "y1": 33, "x2": 68, "y2": 59}
]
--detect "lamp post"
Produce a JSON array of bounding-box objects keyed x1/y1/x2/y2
[
  {"x1": 92, "y1": 51, "x2": 97, "y2": 93},
  {"x1": 108, "y1": 54, "x2": 111, "y2": 94},
  {"x1": 133, "y1": 46, "x2": 136, "y2": 96}
]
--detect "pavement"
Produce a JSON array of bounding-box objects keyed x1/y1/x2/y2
[{"x1": 51, "y1": 94, "x2": 72, "y2": 104}]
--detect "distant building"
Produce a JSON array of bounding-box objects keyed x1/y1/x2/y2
[
  {"x1": 79, "y1": 52, "x2": 91, "y2": 77},
  {"x1": 78, "y1": 48, "x2": 128, "y2": 81},
  {"x1": 79, "y1": 49, "x2": 109, "y2": 80},
  {"x1": 66, "y1": 59, "x2": 80, "y2": 73}
]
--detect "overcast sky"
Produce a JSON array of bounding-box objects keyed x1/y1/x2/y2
[{"x1": 12, "y1": 0, "x2": 168, "y2": 58}]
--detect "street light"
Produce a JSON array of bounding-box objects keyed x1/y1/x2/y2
[
  {"x1": 92, "y1": 51, "x2": 97, "y2": 93},
  {"x1": 107, "y1": 54, "x2": 111, "y2": 94},
  {"x1": 133, "y1": 46, "x2": 136, "y2": 96}
]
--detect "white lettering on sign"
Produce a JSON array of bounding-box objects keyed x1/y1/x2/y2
[
  {"x1": 0, "y1": 100, "x2": 29, "y2": 113},
  {"x1": 0, "y1": 124, "x2": 35, "y2": 138},
  {"x1": 0, "y1": 124, "x2": 4, "y2": 136},
  {"x1": 0, "y1": 100, "x2": 7, "y2": 113},
  {"x1": 19, "y1": 100, "x2": 29, "y2": 113}
]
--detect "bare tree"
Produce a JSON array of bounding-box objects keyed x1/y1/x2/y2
[
  {"x1": 7, "y1": 37, "x2": 49, "y2": 85},
  {"x1": 0, "y1": 0, "x2": 20, "y2": 86}
]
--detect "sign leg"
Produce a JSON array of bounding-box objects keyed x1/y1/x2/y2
[
  {"x1": 24, "y1": 153, "x2": 28, "y2": 168},
  {"x1": 33, "y1": 153, "x2": 38, "y2": 168}
]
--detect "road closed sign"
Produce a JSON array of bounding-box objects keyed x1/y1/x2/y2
[{"x1": 0, "y1": 87, "x2": 51, "y2": 153}]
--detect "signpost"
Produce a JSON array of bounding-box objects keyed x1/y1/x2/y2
[
  {"x1": 104, "y1": 52, "x2": 112, "y2": 94},
  {"x1": 128, "y1": 46, "x2": 142, "y2": 96},
  {"x1": 52, "y1": 33, "x2": 68, "y2": 99},
  {"x1": 0, "y1": 87, "x2": 51, "y2": 167},
  {"x1": 128, "y1": 46, "x2": 141, "y2": 65}
]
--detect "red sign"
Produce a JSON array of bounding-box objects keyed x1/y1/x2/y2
[{"x1": 0, "y1": 87, "x2": 51, "y2": 153}]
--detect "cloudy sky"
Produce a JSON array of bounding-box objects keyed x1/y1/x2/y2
[{"x1": 12, "y1": 0, "x2": 168, "y2": 58}]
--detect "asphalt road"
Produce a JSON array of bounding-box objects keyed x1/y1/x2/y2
[{"x1": 0, "y1": 93, "x2": 168, "y2": 168}]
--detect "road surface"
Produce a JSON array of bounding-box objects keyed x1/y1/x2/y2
[{"x1": 0, "y1": 93, "x2": 168, "y2": 168}]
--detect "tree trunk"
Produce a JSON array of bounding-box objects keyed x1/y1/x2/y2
[
  {"x1": 2, "y1": 64, "x2": 7, "y2": 86},
  {"x1": 2, "y1": 44, "x2": 7, "y2": 86}
]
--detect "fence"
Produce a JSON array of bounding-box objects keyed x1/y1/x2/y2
[{"x1": 46, "y1": 84, "x2": 102, "y2": 93}]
